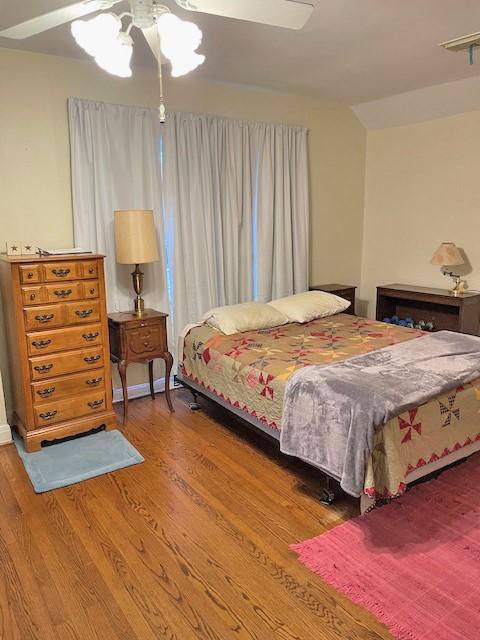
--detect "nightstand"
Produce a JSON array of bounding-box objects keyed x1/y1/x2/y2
[
  {"x1": 108, "y1": 309, "x2": 174, "y2": 425},
  {"x1": 309, "y1": 283, "x2": 356, "y2": 315}
]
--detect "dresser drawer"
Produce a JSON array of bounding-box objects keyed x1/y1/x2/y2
[
  {"x1": 125, "y1": 325, "x2": 167, "y2": 359},
  {"x1": 22, "y1": 281, "x2": 98, "y2": 306},
  {"x1": 82, "y1": 261, "x2": 99, "y2": 279},
  {"x1": 33, "y1": 391, "x2": 107, "y2": 428},
  {"x1": 26, "y1": 323, "x2": 102, "y2": 356},
  {"x1": 29, "y1": 346, "x2": 105, "y2": 380},
  {"x1": 19, "y1": 264, "x2": 42, "y2": 284},
  {"x1": 31, "y1": 370, "x2": 106, "y2": 404},
  {"x1": 24, "y1": 304, "x2": 64, "y2": 331},
  {"x1": 66, "y1": 300, "x2": 101, "y2": 325},
  {"x1": 43, "y1": 261, "x2": 82, "y2": 282}
]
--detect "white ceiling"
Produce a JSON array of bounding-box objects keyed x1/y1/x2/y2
[{"x1": 2, "y1": 0, "x2": 480, "y2": 105}]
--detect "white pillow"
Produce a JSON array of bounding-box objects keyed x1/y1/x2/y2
[
  {"x1": 268, "y1": 291, "x2": 350, "y2": 323},
  {"x1": 202, "y1": 302, "x2": 288, "y2": 336}
]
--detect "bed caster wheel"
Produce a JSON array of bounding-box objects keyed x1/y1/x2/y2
[
  {"x1": 189, "y1": 402, "x2": 201, "y2": 411},
  {"x1": 320, "y1": 487, "x2": 335, "y2": 505}
]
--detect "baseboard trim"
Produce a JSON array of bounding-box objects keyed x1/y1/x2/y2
[
  {"x1": 0, "y1": 422, "x2": 12, "y2": 446},
  {"x1": 112, "y1": 376, "x2": 175, "y2": 404}
]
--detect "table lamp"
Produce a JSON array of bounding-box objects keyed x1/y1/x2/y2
[
  {"x1": 430, "y1": 242, "x2": 466, "y2": 295},
  {"x1": 114, "y1": 210, "x2": 159, "y2": 315}
]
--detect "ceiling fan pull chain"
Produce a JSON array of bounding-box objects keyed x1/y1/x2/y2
[{"x1": 156, "y1": 31, "x2": 166, "y2": 122}]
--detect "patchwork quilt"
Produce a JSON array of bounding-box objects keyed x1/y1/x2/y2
[{"x1": 180, "y1": 314, "x2": 480, "y2": 498}]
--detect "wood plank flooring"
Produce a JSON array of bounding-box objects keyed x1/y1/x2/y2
[{"x1": 0, "y1": 389, "x2": 393, "y2": 640}]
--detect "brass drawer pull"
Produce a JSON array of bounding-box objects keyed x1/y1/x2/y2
[
  {"x1": 52, "y1": 268, "x2": 70, "y2": 277},
  {"x1": 89, "y1": 288, "x2": 96, "y2": 295},
  {"x1": 35, "y1": 313, "x2": 54, "y2": 323},
  {"x1": 37, "y1": 386, "x2": 55, "y2": 398},
  {"x1": 54, "y1": 288, "x2": 72, "y2": 298},
  {"x1": 34, "y1": 363, "x2": 53, "y2": 374},
  {"x1": 84, "y1": 355, "x2": 101, "y2": 364},
  {"x1": 39, "y1": 410, "x2": 57, "y2": 420},
  {"x1": 88, "y1": 266, "x2": 95, "y2": 274},
  {"x1": 27, "y1": 271, "x2": 34, "y2": 279},
  {"x1": 75, "y1": 308, "x2": 93, "y2": 318},
  {"x1": 88, "y1": 399, "x2": 104, "y2": 409},
  {"x1": 86, "y1": 377, "x2": 102, "y2": 386},
  {"x1": 32, "y1": 339, "x2": 52, "y2": 349},
  {"x1": 30, "y1": 293, "x2": 36, "y2": 301},
  {"x1": 83, "y1": 331, "x2": 99, "y2": 342}
]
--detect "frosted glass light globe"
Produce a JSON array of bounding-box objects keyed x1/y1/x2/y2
[
  {"x1": 71, "y1": 13, "x2": 133, "y2": 78},
  {"x1": 157, "y1": 13, "x2": 205, "y2": 77}
]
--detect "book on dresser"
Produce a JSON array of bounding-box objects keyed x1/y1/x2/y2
[{"x1": 0, "y1": 253, "x2": 117, "y2": 452}]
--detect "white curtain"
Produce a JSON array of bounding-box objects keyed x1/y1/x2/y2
[
  {"x1": 162, "y1": 112, "x2": 254, "y2": 340},
  {"x1": 68, "y1": 97, "x2": 169, "y2": 317},
  {"x1": 163, "y1": 112, "x2": 309, "y2": 340},
  {"x1": 252, "y1": 123, "x2": 309, "y2": 302},
  {"x1": 69, "y1": 99, "x2": 309, "y2": 351}
]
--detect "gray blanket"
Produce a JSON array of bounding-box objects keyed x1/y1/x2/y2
[{"x1": 280, "y1": 331, "x2": 480, "y2": 497}]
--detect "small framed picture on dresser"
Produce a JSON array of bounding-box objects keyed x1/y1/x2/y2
[{"x1": 6, "y1": 241, "x2": 22, "y2": 256}]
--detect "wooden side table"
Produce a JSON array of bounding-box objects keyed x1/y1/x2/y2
[
  {"x1": 376, "y1": 284, "x2": 480, "y2": 335},
  {"x1": 108, "y1": 309, "x2": 174, "y2": 425},
  {"x1": 309, "y1": 283, "x2": 357, "y2": 315}
]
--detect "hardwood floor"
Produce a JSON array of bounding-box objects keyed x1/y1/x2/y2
[{"x1": 0, "y1": 388, "x2": 393, "y2": 640}]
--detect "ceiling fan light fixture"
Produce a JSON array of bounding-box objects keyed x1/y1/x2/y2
[
  {"x1": 96, "y1": 32, "x2": 133, "y2": 77},
  {"x1": 156, "y1": 12, "x2": 205, "y2": 77},
  {"x1": 71, "y1": 12, "x2": 133, "y2": 77}
]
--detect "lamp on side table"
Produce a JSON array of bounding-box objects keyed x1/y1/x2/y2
[
  {"x1": 114, "y1": 209, "x2": 159, "y2": 315},
  {"x1": 111, "y1": 209, "x2": 174, "y2": 425}
]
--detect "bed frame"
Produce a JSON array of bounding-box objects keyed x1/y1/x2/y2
[{"x1": 177, "y1": 371, "x2": 480, "y2": 514}]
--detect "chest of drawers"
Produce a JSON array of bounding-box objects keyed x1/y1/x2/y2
[{"x1": 0, "y1": 254, "x2": 116, "y2": 452}]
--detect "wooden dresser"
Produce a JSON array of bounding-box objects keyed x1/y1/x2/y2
[{"x1": 0, "y1": 253, "x2": 116, "y2": 452}]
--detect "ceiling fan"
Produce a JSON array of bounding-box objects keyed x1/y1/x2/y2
[{"x1": 0, "y1": 0, "x2": 314, "y2": 121}]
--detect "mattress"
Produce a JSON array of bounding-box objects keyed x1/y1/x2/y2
[{"x1": 180, "y1": 313, "x2": 480, "y2": 498}]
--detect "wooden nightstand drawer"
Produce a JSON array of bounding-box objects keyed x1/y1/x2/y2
[
  {"x1": 29, "y1": 346, "x2": 105, "y2": 380},
  {"x1": 31, "y1": 370, "x2": 106, "y2": 404},
  {"x1": 26, "y1": 323, "x2": 102, "y2": 355},
  {"x1": 33, "y1": 391, "x2": 106, "y2": 428},
  {"x1": 125, "y1": 325, "x2": 166, "y2": 359}
]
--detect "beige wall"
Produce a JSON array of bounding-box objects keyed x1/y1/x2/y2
[
  {"x1": 0, "y1": 47, "x2": 366, "y2": 281},
  {"x1": 361, "y1": 109, "x2": 480, "y2": 318},
  {"x1": 0, "y1": 47, "x2": 366, "y2": 401}
]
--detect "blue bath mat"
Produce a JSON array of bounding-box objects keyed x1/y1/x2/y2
[{"x1": 14, "y1": 429, "x2": 144, "y2": 493}]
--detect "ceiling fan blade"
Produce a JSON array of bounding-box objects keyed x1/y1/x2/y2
[
  {"x1": 142, "y1": 25, "x2": 161, "y2": 64},
  {"x1": 174, "y1": 0, "x2": 314, "y2": 30},
  {"x1": 0, "y1": 1, "x2": 111, "y2": 39}
]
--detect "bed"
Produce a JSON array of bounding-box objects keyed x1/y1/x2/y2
[{"x1": 177, "y1": 313, "x2": 480, "y2": 512}]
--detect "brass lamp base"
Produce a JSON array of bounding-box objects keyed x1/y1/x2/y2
[
  {"x1": 446, "y1": 272, "x2": 468, "y2": 296},
  {"x1": 131, "y1": 264, "x2": 145, "y2": 316}
]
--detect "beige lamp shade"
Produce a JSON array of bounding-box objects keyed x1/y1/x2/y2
[
  {"x1": 430, "y1": 242, "x2": 464, "y2": 267},
  {"x1": 114, "y1": 210, "x2": 159, "y2": 264}
]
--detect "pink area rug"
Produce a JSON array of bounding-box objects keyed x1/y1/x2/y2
[{"x1": 292, "y1": 456, "x2": 480, "y2": 640}]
